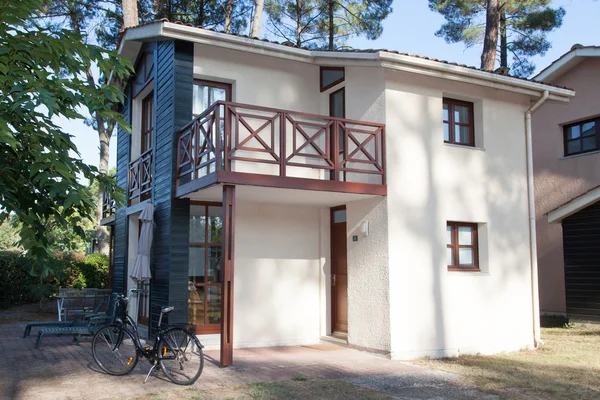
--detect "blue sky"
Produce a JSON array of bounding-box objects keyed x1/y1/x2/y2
[{"x1": 67, "y1": 0, "x2": 599, "y2": 175}]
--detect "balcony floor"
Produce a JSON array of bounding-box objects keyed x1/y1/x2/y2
[{"x1": 180, "y1": 181, "x2": 379, "y2": 208}]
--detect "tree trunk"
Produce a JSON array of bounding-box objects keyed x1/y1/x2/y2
[
  {"x1": 328, "y1": 0, "x2": 334, "y2": 50},
  {"x1": 224, "y1": 0, "x2": 234, "y2": 33},
  {"x1": 251, "y1": 0, "x2": 264, "y2": 37},
  {"x1": 481, "y1": 0, "x2": 500, "y2": 71},
  {"x1": 68, "y1": 5, "x2": 113, "y2": 255},
  {"x1": 123, "y1": 0, "x2": 139, "y2": 28},
  {"x1": 196, "y1": 0, "x2": 205, "y2": 26},
  {"x1": 500, "y1": 11, "x2": 508, "y2": 68},
  {"x1": 296, "y1": 0, "x2": 302, "y2": 47},
  {"x1": 94, "y1": 128, "x2": 112, "y2": 255}
]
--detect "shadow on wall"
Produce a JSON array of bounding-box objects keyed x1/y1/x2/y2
[
  {"x1": 389, "y1": 88, "x2": 534, "y2": 354},
  {"x1": 390, "y1": 94, "x2": 447, "y2": 353}
]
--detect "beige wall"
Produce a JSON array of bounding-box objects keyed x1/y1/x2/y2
[
  {"x1": 384, "y1": 70, "x2": 534, "y2": 359},
  {"x1": 532, "y1": 58, "x2": 600, "y2": 314},
  {"x1": 182, "y1": 46, "x2": 540, "y2": 355},
  {"x1": 194, "y1": 44, "x2": 318, "y2": 112},
  {"x1": 233, "y1": 202, "x2": 322, "y2": 347}
]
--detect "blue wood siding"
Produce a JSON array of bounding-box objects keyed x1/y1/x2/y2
[
  {"x1": 563, "y1": 201, "x2": 600, "y2": 320},
  {"x1": 150, "y1": 40, "x2": 193, "y2": 333},
  {"x1": 113, "y1": 85, "x2": 131, "y2": 294}
]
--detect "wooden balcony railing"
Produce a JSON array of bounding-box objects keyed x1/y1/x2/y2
[
  {"x1": 176, "y1": 101, "x2": 386, "y2": 193},
  {"x1": 129, "y1": 148, "x2": 152, "y2": 203},
  {"x1": 102, "y1": 186, "x2": 116, "y2": 219}
]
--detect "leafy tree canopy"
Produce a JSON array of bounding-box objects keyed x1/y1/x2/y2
[
  {"x1": 429, "y1": 0, "x2": 565, "y2": 77},
  {"x1": 265, "y1": 0, "x2": 392, "y2": 49},
  {"x1": 0, "y1": 0, "x2": 130, "y2": 267}
]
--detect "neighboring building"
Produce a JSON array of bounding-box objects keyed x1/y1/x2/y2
[
  {"x1": 103, "y1": 21, "x2": 574, "y2": 366},
  {"x1": 532, "y1": 45, "x2": 600, "y2": 320}
]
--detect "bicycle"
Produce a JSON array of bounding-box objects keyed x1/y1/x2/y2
[{"x1": 91, "y1": 290, "x2": 204, "y2": 385}]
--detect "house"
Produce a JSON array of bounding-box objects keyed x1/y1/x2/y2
[
  {"x1": 532, "y1": 45, "x2": 600, "y2": 321},
  {"x1": 102, "y1": 20, "x2": 575, "y2": 366}
]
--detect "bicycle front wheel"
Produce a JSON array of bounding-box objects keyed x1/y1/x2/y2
[
  {"x1": 92, "y1": 325, "x2": 139, "y2": 376},
  {"x1": 158, "y1": 328, "x2": 204, "y2": 385}
]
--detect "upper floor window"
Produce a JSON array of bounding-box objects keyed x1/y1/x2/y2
[
  {"x1": 193, "y1": 80, "x2": 232, "y2": 117},
  {"x1": 132, "y1": 52, "x2": 154, "y2": 98},
  {"x1": 141, "y1": 93, "x2": 153, "y2": 153},
  {"x1": 564, "y1": 118, "x2": 599, "y2": 156},
  {"x1": 320, "y1": 67, "x2": 344, "y2": 92},
  {"x1": 446, "y1": 222, "x2": 479, "y2": 271},
  {"x1": 443, "y1": 98, "x2": 474, "y2": 147}
]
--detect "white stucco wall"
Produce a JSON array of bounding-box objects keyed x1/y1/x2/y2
[
  {"x1": 194, "y1": 44, "x2": 318, "y2": 112},
  {"x1": 185, "y1": 47, "x2": 536, "y2": 356},
  {"x1": 346, "y1": 197, "x2": 391, "y2": 351},
  {"x1": 233, "y1": 201, "x2": 322, "y2": 347},
  {"x1": 384, "y1": 70, "x2": 535, "y2": 359}
]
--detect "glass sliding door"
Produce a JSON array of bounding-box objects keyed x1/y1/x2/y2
[{"x1": 188, "y1": 203, "x2": 223, "y2": 334}]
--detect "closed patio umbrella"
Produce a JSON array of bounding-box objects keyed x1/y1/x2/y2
[{"x1": 130, "y1": 202, "x2": 154, "y2": 283}]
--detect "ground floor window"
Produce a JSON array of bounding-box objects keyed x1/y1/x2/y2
[
  {"x1": 189, "y1": 202, "x2": 223, "y2": 333},
  {"x1": 446, "y1": 222, "x2": 479, "y2": 271}
]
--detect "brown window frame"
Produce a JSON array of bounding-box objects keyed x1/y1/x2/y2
[
  {"x1": 189, "y1": 201, "x2": 223, "y2": 334},
  {"x1": 320, "y1": 67, "x2": 345, "y2": 92},
  {"x1": 447, "y1": 222, "x2": 479, "y2": 272},
  {"x1": 563, "y1": 117, "x2": 600, "y2": 157},
  {"x1": 192, "y1": 79, "x2": 232, "y2": 117},
  {"x1": 443, "y1": 98, "x2": 475, "y2": 147},
  {"x1": 141, "y1": 92, "x2": 153, "y2": 154}
]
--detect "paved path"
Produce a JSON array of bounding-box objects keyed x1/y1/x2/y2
[{"x1": 0, "y1": 323, "x2": 496, "y2": 400}]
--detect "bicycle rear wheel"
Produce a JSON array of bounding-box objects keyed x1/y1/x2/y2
[
  {"x1": 92, "y1": 325, "x2": 139, "y2": 376},
  {"x1": 158, "y1": 328, "x2": 204, "y2": 385}
]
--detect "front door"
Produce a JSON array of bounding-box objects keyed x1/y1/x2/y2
[{"x1": 331, "y1": 206, "x2": 348, "y2": 334}]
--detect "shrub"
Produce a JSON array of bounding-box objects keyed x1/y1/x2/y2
[
  {"x1": 0, "y1": 251, "x2": 37, "y2": 309},
  {"x1": 0, "y1": 250, "x2": 110, "y2": 310},
  {"x1": 76, "y1": 253, "x2": 109, "y2": 289}
]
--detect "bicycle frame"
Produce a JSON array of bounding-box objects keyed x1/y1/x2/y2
[{"x1": 99, "y1": 291, "x2": 202, "y2": 384}]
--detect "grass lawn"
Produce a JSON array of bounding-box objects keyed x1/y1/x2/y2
[
  {"x1": 417, "y1": 326, "x2": 600, "y2": 400},
  {"x1": 133, "y1": 380, "x2": 392, "y2": 400}
]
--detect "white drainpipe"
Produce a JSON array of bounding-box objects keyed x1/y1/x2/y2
[{"x1": 525, "y1": 90, "x2": 549, "y2": 347}]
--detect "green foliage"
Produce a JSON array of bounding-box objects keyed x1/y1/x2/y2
[
  {"x1": 0, "y1": 0, "x2": 130, "y2": 268},
  {"x1": 0, "y1": 251, "x2": 36, "y2": 309},
  {"x1": 76, "y1": 253, "x2": 110, "y2": 289},
  {"x1": 429, "y1": 0, "x2": 565, "y2": 77},
  {"x1": 0, "y1": 250, "x2": 109, "y2": 309},
  {"x1": 0, "y1": 217, "x2": 21, "y2": 251},
  {"x1": 265, "y1": 0, "x2": 392, "y2": 49}
]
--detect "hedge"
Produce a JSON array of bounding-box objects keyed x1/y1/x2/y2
[{"x1": 0, "y1": 251, "x2": 110, "y2": 310}]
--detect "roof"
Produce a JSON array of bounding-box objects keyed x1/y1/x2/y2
[
  {"x1": 118, "y1": 20, "x2": 575, "y2": 101},
  {"x1": 534, "y1": 45, "x2": 600, "y2": 83},
  {"x1": 547, "y1": 184, "x2": 600, "y2": 223}
]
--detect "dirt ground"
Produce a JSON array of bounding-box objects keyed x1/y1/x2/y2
[{"x1": 0, "y1": 301, "x2": 57, "y2": 324}]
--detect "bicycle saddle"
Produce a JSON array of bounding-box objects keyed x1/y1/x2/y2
[{"x1": 161, "y1": 306, "x2": 174, "y2": 313}]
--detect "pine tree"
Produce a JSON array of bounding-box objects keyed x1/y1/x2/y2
[
  {"x1": 265, "y1": 0, "x2": 392, "y2": 49},
  {"x1": 429, "y1": 0, "x2": 565, "y2": 77},
  {"x1": 265, "y1": 0, "x2": 327, "y2": 47}
]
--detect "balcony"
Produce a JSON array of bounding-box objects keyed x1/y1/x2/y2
[
  {"x1": 176, "y1": 101, "x2": 386, "y2": 197},
  {"x1": 128, "y1": 149, "x2": 152, "y2": 204},
  {"x1": 102, "y1": 188, "x2": 116, "y2": 219}
]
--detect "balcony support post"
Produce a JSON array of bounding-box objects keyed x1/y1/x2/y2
[{"x1": 220, "y1": 184, "x2": 236, "y2": 367}]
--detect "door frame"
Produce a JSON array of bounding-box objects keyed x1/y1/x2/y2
[{"x1": 330, "y1": 204, "x2": 347, "y2": 334}]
